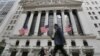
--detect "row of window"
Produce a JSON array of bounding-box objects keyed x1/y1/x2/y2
[
  {"x1": 88, "y1": 12, "x2": 95, "y2": 15},
  {"x1": 94, "y1": 23, "x2": 100, "y2": 28},
  {"x1": 12, "y1": 15, "x2": 19, "y2": 19},
  {"x1": 3, "y1": 6, "x2": 22, "y2": 37},
  {"x1": 15, "y1": 40, "x2": 88, "y2": 47},
  {"x1": 6, "y1": 26, "x2": 14, "y2": 30},
  {"x1": 6, "y1": 7, "x2": 22, "y2": 30},
  {"x1": 85, "y1": 1, "x2": 98, "y2": 5},
  {"x1": 9, "y1": 20, "x2": 17, "y2": 24},
  {"x1": 86, "y1": 6, "x2": 100, "y2": 10},
  {"x1": 90, "y1": 16, "x2": 98, "y2": 20}
]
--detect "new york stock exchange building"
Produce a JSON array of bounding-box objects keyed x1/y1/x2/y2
[{"x1": 1, "y1": 0, "x2": 100, "y2": 56}]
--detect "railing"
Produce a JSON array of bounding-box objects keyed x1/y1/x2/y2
[
  {"x1": 82, "y1": 46, "x2": 94, "y2": 54},
  {"x1": 69, "y1": 46, "x2": 80, "y2": 53}
]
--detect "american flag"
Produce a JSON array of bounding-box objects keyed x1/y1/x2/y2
[
  {"x1": 19, "y1": 27, "x2": 28, "y2": 36},
  {"x1": 19, "y1": 11, "x2": 30, "y2": 36},
  {"x1": 65, "y1": 25, "x2": 72, "y2": 32},
  {"x1": 40, "y1": 25, "x2": 48, "y2": 33}
]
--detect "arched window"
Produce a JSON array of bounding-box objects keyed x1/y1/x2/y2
[
  {"x1": 48, "y1": 41, "x2": 52, "y2": 46},
  {"x1": 36, "y1": 40, "x2": 40, "y2": 47},
  {"x1": 83, "y1": 40, "x2": 88, "y2": 46},
  {"x1": 71, "y1": 40, "x2": 76, "y2": 46},
  {"x1": 26, "y1": 40, "x2": 30, "y2": 46},
  {"x1": 15, "y1": 40, "x2": 19, "y2": 46}
]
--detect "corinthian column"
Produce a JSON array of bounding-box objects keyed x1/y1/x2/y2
[
  {"x1": 44, "y1": 11, "x2": 49, "y2": 36},
  {"x1": 53, "y1": 10, "x2": 57, "y2": 24},
  {"x1": 69, "y1": 10, "x2": 78, "y2": 35},
  {"x1": 27, "y1": 12, "x2": 34, "y2": 35},
  {"x1": 61, "y1": 10, "x2": 68, "y2": 35},
  {"x1": 34, "y1": 11, "x2": 41, "y2": 35}
]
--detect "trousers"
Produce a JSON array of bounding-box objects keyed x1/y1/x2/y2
[{"x1": 52, "y1": 45, "x2": 68, "y2": 56}]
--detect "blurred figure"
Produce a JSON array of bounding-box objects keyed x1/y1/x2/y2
[
  {"x1": 46, "y1": 47, "x2": 53, "y2": 56},
  {"x1": 39, "y1": 47, "x2": 46, "y2": 56},
  {"x1": 49, "y1": 24, "x2": 68, "y2": 56}
]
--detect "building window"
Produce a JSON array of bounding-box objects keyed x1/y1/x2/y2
[
  {"x1": 98, "y1": 12, "x2": 100, "y2": 14},
  {"x1": 95, "y1": 1, "x2": 98, "y2": 4},
  {"x1": 13, "y1": 16, "x2": 16, "y2": 19},
  {"x1": 83, "y1": 40, "x2": 88, "y2": 46},
  {"x1": 91, "y1": 2, "x2": 94, "y2": 4},
  {"x1": 90, "y1": 16, "x2": 94, "y2": 20},
  {"x1": 95, "y1": 16, "x2": 98, "y2": 20},
  {"x1": 16, "y1": 15, "x2": 19, "y2": 18},
  {"x1": 95, "y1": 7, "x2": 98, "y2": 10},
  {"x1": 94, "y1": 23, "x2": 98, "y2": 27},
  {"x1": 88, "y1": 12, "x2": 91, "y2": 15},
  {"x1": 26, "y1": 40, "x2": 29, "y2": 46},
  {"x1": 92, "y1": 12, "x2": 95, "y2": 15},
  {"x1": 15, "y1": 40, "x2": 19, "y2": 46},
  {"x1": 36, "y1": 40, "x2": 40, "y2": 47},
  {"x1": 48, "y1": 41, "x2": 52, "y2": 46},
  {"x1": 89, "y1": 7, "x2": 92, "y2": 10},
  {"x1": 2, "y1": 12, "x2": 7, "y2": 15},
  {"x1": 13, "y1": 20, "x2": 16, "y2": 24},
  {"x1": 71, "y1": 40, "x2": 76, "y2": 46},
  {"x1": 10, "y1": 20, "x2": 13, "y2": 24},
  {"x1": 10, "y1": 26, "x2": 14, "y2": 30},
  {"x1": 6, "y1": 26, "x2": 10, "y2": 30}
]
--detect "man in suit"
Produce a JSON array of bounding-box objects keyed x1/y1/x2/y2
[{"x1": 49, "y1": 24, "x2": 68, "y2": 56}]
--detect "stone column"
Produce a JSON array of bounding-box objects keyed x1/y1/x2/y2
[
  {"x1": 53, "y1": 10, "x2": 57, "y2": 34},
  {"x1": 69, "y1": 10, "x2": 78, "y2": 35},
  {"x1": 53, "y1": 10, "x2": 57, "y2": 24},
  {"x1": 34, "y1": 11, "x2": 41, "y2": 35},
  {"x1": 61, "y1": 10, "x2": 68, "y2": 35},
  {"x1": 44, "y1": 11, "x2": 49, "y2": 36},
  {"x1": 27, "y1": 12, "x2": 34, "y2": 35}
]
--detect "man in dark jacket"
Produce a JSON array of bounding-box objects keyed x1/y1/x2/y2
[{"x1": 50, "y1": 24, "x2": 68, "y2": 56}]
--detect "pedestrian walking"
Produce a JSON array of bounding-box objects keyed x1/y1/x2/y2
[{"x1": 49, "y1": 24, "x2": 68, "y2": 56}]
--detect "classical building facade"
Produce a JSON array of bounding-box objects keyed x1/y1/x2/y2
[{"x1": 0, "y1": 0, "x2": 100, "y2": 56}]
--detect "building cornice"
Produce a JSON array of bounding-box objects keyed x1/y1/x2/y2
[{"x1": 9, "y1": 35, "x2": 96, "y2": 39}]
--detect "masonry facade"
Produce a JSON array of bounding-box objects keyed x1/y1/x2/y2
[{"x1": 0, "y1": 0, "x2": 100, "y2": 56}]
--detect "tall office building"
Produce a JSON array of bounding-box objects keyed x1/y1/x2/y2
[
  {"x1": 0, "y1": 0, "x2": 16, "y2": 35},
  {"x1": 0, "y1": 0, "x2": 100, "y2": 56}
]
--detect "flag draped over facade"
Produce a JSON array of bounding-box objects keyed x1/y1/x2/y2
[
  {"x1": 40, "y1": 25, "x2": 48, "y2": 33},
  {"x1": 65, "y1": 25, "x2": 72, "y2": 32},
  {"x1": 19, "y1": 11, "x2": 31, "y2": 36},
  {"x1": 19, "y1": 27, "x2": 28, "y2": 36}
]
